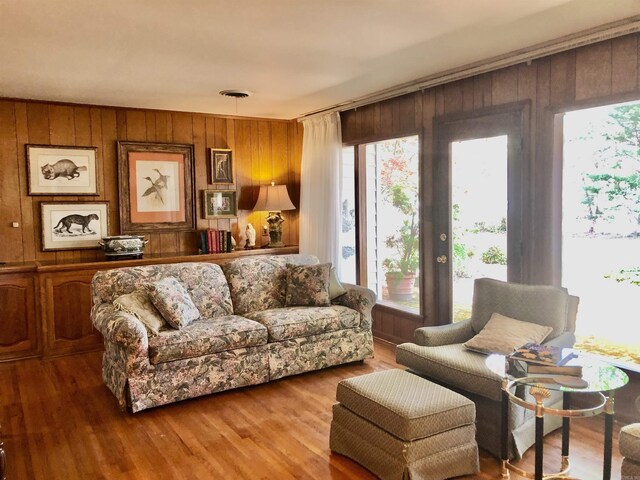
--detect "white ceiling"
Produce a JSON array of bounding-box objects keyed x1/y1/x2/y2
[{"x1": 1, "y1": 0, "x2": 639, "y2": 119}]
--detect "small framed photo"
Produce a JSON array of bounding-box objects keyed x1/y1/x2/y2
[
  {"x1": 117, "y1": 141, "x2": 196, "y2": 233},
  {"x1": 210, "y1": 148, "x2": 233, "y2": 184},
  {"x1": 41, "y1": 202, "x2": 109, "y2": 251},
  {"x1": 202, "y1": 190, "x2": 237, "y2": 219},
  {"x1": 27, "y1": 144, "x2": 98, "y2": 195}
]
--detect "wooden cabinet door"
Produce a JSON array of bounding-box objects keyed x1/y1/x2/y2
[
  {"x1": 41, "y1": 270, "x2": 102, "y2": 357},
  {"x1": 0, "y1": 273, "x2": 39, "y2": 361}
]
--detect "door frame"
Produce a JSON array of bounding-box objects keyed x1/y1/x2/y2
[{"x1": 432, "y1": 101, "x2": 530, "y2": 325}]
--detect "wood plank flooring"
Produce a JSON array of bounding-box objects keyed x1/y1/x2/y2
[{"x1": 0, "y1": 339, "x2": 623, "y2": 479}]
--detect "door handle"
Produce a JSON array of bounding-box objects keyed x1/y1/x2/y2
[{"x1": 436, "y1": 255, "x2": 448, "y2": 264}]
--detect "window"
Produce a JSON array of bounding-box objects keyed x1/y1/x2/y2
[
  {"x1": 341, "y1": 136, "x2": 421, "y2": 314},
  {"x1": 562, "y1": 100, "x2": 640, "y2": 367}
]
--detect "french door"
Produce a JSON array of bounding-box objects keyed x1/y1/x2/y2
[{"x1": 433, "y1": 104, "x2": 528, "y2": 324}]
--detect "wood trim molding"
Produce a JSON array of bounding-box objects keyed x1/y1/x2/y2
[{"x1": 300, "y1": 17, "x2": 640, "y2": 120}]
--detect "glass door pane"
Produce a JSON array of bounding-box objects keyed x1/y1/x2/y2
[
  {"x1": 364, "y1": 136, "x2": 420, "y2": 314},
  {"x1": 340, "y1": 146, "x2": 357, "y2": 284},
  {"x1": 562, "y1": 100, "x2": 640, "y2": 367},
  {"x1": 451, "y1": 136, "x2": 508, "y2": 321}
]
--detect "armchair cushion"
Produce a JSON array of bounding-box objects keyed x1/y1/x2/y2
[
  {"x1": 463, "y1": 313, "x2": 553, "y2": 355},
  {"x1": 396, "y1": 343, "x2": 503, "y2": 401},
  {"x1": 470, "y1": 278, "x2": 573, "y2": 339}
]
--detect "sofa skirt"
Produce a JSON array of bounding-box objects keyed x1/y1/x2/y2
[{"x1": 113, "y1": 345, "x2": 270, "y2": 412}]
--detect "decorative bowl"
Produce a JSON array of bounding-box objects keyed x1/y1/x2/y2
[{"x1": 99, "y1": 235, "x2": 148, "y2": 257}]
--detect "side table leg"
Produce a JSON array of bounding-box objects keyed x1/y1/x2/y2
[
  {"x1": 561, "y1": 392, "x2": 571, "y2": 472},
  {"x1": 501, "y1": 379, "x2": 510, "y2": 479},
  {"x1": 604, "y1": 395, "x2": 615, "y2": 480},
  {"x1": 535, "y1": 414, "x2": 544, "y2": 480}
]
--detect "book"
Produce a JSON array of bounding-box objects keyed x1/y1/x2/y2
[
  {"x1": 509, "y1": 343, "x2": 577, "y2": 367},
  {"x1": 226, "y1": 231, "x2": 232, "y2": 252},
  {"x1": 199, "y1": 231, "x2": 208, "y2": 254},
  {"x1": 527, "y1": 363, "x2": 583, "y2": 376},
  {"x1": 506, "y1": 357, "x2": 583, "y2": 378}
]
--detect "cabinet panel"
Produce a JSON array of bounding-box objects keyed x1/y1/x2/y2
[
  {"x1": 42, "y1": 270, "x2": 102, "y2": 357},
  {"x1": 0, "y1": 274, "x2": 39, "y2": 361}
]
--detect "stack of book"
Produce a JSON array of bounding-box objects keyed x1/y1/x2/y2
[
  {"x1": 507, "y1": 342, "x2": 583, "y2": 377},
  {"x1": 198, "y1": 229, "x2": 234, "y2": 254}
]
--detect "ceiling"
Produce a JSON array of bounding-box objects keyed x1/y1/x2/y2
[{"x1": 1, "y1": 0, "x2": 639, "y2": 120}]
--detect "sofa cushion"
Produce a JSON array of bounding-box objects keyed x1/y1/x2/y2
[
  {"x1": 222, "y1": 255, "x2": 319, "y2": 315},
  {"x1": 285, "y1": 263, "x2": 331, "y2": 307},
  {"x1": 91, "y1": 262, "x2": 234, "y2": 320},
  {"x1": 244, "y1": 305, "x2": 360, "y2": 342},
  {"x1": 146, "y1": 277, "x2": 200, "y2": 329},
  {"x1": 148, "y1": 315, "x2": 268, "y2": 364},
  {"x1": 395, "y1": 342, "x2": 503, "y2": 401},
  {"x1": 114, "y1": 290, "x2": 167, "y2": 335},
  {"x1": 464, "y1": 313, "x2": 553, "y2": 355},
  {"x1": 329, "y1": 267, "x2": 347, "y2": 300}
]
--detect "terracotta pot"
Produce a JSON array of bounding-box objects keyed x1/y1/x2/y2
[{"x1": 385, "y1": 272, "x2": 416, "y2": 301}]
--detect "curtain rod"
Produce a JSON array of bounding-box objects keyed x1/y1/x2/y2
[{"x1": 297, "y1": 16, "x2": 640, "y2": 122}]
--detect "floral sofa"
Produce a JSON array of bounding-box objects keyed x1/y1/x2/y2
[{"x1": 90, "y1": 254, "x2": 375, "y2": 412}]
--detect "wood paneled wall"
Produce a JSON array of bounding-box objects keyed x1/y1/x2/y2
[
  {"x1": 341, "y1": 33, "x2": 640, "y2": 343},
  {"x1": 0, "y1": 101, "x2": 302, "y2": 264}
]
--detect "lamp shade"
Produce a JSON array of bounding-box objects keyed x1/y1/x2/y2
[{"x1": 253, "y1": 184, "x2": 295, "y2": 212}]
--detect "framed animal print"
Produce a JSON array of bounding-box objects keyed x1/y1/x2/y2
[
  {"x1": 209, "y1": 148, "x2": 233, "y2": 184},
  {"x1": 117, "y1": 141, "x2": 196, "y2": 233},
  {"x1": 26, "y1": 144, "x2": 98, "y2": 195},
  {"x1": 202, "y1": 190, "x2": 237, "y2": 219},
  {"x1": 41, "y1": 202, "x2": 109, "y2": 251}
]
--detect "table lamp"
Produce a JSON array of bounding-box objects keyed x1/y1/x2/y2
[{"x1": 253, "y1": 182, "x2": 296, "y2": 247}]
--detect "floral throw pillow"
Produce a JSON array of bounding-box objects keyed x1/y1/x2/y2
[
  {"x1": 145, "y1": 276, "x2": 200, "y2": 329},
  {"x1": 285, "y1": 263, "x2": 331, "y2": 307}
]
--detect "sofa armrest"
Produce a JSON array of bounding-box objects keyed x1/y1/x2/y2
[
  {"x1": 544, "y1": 331, "x2": 576, "y2": 349},
  {"x1": 91, "y1": 303, "x2": 150, "y2": 374},
  {"x1": 332, "y1": 283, "x2": 376, "y2": 330},
  {"x1": 414, "y1": 318, "x2": 475, "y2": 346}
]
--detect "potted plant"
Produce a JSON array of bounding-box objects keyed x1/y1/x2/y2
[{"x1": 381, "y1": 162, "x2": 419, "y2": 301}]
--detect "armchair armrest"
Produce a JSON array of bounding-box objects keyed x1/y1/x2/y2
[
  {"x1": 91, "y1": 303, "x2": 150, "y2": 374},
  {"x1": 332, "y1": 283, "x2": 376, "y2": 330},
  {"x1": 414, "y1": 318, "x2": 475, "y2": 346}
]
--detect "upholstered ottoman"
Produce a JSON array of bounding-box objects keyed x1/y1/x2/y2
[
  {"x1": 620, "y1": 423, "x2": 640, "y2": 480},
  {"x1": 330, "y1": 369, "x2": 479, "y2": 480}
]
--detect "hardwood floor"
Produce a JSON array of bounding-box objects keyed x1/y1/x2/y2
[{"x1": 0, "y1": 339, "x2": 623, "y2": 479}]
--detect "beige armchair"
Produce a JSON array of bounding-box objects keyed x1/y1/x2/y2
[{"x1": 396, "y1": 277, "x2": 579, "y2": 459}]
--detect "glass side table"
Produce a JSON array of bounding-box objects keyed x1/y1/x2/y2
[{"x1": 486, "y1": 353, "x2": 628, "y2": 480}]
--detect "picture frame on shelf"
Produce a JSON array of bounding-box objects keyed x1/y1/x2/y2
[
  {"x1": 26, "y1": 144, "x2": 98, "y2": 195},
  {"x1": 202, "y1": 190, "x2": 237, "y2": 219},
  {"x1": 117, "y1": 141, "x2": 196, "y2": 233},
  {"x1": 40, "y1": 201, "x2": 109, "y2": 251},
  {"x1": 209, "y1": 148, "x2": 233, "y2": 184}
]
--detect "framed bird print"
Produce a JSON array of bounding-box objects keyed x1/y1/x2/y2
[{"x1": 117, "y1": 141, "x2": 195, "y2": 233}]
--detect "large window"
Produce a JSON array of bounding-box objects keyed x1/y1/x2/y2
[
  {"x1": 562, "y1": 100, "x2": 640, "y2": 367},
  {"x1": 341, "y1": 135, "x2": 421, "y2": 314}
]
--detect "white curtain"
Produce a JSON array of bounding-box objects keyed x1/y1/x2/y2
[{"x1": 300, "y1": 112, "x2": 342, "y2": 273}]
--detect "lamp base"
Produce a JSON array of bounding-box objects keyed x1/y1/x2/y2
[{"x1": 266, "y1": 225, "x2": 285, "y2": 248}]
